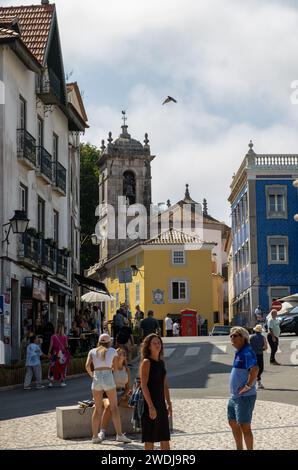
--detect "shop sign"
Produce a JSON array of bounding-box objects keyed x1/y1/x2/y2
[{"x1": 32, "y1": 277, "x2": 47, "y2": 302}]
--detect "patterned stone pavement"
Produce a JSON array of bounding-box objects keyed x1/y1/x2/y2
[{"x1": 1, "y1": 398, "x2": 298, "y2": 450}]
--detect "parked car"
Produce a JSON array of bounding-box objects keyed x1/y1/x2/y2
[
  {"x1": 265, "y1": 306, "x2": 298, "y2": 335},
  {"x1": 279, "y1": 307, "x2": 298, "y2": 335},
  {"x1": 210, "y1": 325, "x2": 231, "y2": 336}
]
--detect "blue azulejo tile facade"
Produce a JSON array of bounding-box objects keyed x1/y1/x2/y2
[
  {"x1": 256, "y1": 179, "x2": 298, "y2": 312},
  {"x1": 229, "y1": 142, "x2": 298, "y2": 325}
]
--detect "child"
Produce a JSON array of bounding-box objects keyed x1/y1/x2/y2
[
  {"x1": 24, "y1": 335, "x2": 46, "y2": 390},
  {"x1": 250, "y1": 325, "x2": 268, "y2": 389}
]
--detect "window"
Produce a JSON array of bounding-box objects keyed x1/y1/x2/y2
[
  {"x1": 266, "y1": 186, "x2": 287, "y2": 219},
  {"x1": 213, "y1": 311, "x2": 220, "y2": 323},
  {"x1": 53, "y1": 210, "x2": 59, "y2": 245},
  {"x1": 19, "y1": 96, "x2": 26, "y2": 129},
  {"x1": 268, "y1": 236, "x2": 288, "y2": 264},
  {"x1": 125, "y1": 285, "x2": 130, "y2": 304},
  {"x1": 19, "y1": 184, "x2": 28, "y2": 215},
  {"x1": 53, "y1": 133, "x2": 59, "y2": 163},
  {"x1": 171, "y1": 281, "x2": 187, "y2": 301},
  {"x1": 269, "y1": 287, "x2": 290, "y2": 306},
  {"x1": 37, "y1": 196, "x2": 45, "y2": 235},
  {"x1": 135, "y1": 282, "x2": 140, "y2": 305},
  {"x1": 37, "y1": 117, "x2": 44, "y2": 166},
  {"x1": 172, "y1": 251, "x2": 185, "y2": 265}
]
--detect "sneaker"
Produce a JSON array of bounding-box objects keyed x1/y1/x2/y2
[
  {"x1": 116, "y1": 434, "x2": 131, "y2": 443},
  {"x1": 98, "y1": 430, "x2": 106, "y2": 442},
  {"x1": 257, "y1": 381, "x2": 265, "y2": 389},
  {"x1": 60, "y1": 382, "x2": 67, "y2": 387},
  {"x1": 48, "y1": 382, "x2": 53, "y2": 388},
  {"x1": 92, "y1": 437, "x2": 102, "y2": 444},
  {"x1": 24, "y1": 386, "x2": 31, "y2": 390},
  {"x1": 271, "y1": 360, "x2": 281, "y2": 365}
]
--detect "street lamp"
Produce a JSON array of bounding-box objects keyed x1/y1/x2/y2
[
  {"x1": 2, "y1": 210, "x2": 29, "y2": 245},
  {"x1": 80, "y1": 233, "x2": 99, "y2": 247},
  {"x1": 130, "y1": 264, "x2": 144, "y2": 277}
]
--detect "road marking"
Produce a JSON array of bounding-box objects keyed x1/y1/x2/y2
[
  {"x1": 164, "y1": 348, "x2": 175, "y2": 358},
  {"x1": 213, "y1": 345, "x2": 227, "y2": 353},
  {"x1": 184, "y1": 347, "x2": 200, "y2": 356}
]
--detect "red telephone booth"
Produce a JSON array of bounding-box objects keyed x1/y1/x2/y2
[{"x1": 181, "y1": 309, "x2": 197, "y2": 336}]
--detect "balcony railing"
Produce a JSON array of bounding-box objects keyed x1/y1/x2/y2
[
  {"x1": 41, "y1": 239, "x2": 55, "y2": 272},
  {"x1": 36, "y1": 68, "x2": 62, "y2": 104},
  {"x1": 57, "y1": 249, "x2": 68, "y2": 278},
  {"x1": 19, "y1": 232, "x2": 39, "y2": 265},
  {"x1": 17, "y1": 129, "x2": 37, "y2": 167},
  {"x1": 53, "y1": 161, "x2": 67, "y2": 194},
  {"x1": 36, "y1": 146, "x2": 53, "y2": 182}
]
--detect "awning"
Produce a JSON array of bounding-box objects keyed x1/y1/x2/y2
[
  {"x1": 73, "y1": 273, "x2": 109, "y2": 295},
  {"x1": 47, "y1": 277, "x2": 73, "y2": 296}
]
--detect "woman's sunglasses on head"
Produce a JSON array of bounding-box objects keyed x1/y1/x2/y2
[{"x1": 230, "y1": 333, "x2": 241, "y2": 339}]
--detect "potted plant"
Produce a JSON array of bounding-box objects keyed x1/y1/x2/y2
[{"x1": 26, "y1": 227, "x2": 38, "y2": 237}]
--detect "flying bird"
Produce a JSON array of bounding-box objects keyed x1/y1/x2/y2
[{"x1": 162, "y1": 96, "x2": 177, "y2": 105}]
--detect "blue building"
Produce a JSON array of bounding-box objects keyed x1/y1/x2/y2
[{"x1": 228, "y1": 141, "x2": 298, "y2": 325}]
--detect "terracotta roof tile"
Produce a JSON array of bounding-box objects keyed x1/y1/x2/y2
[
  {"x1": 145, "y1": 228, "x2": 204, "y2": 245},
  {"x1": 0, "y1": 5, "x2": 54, "y2": 64}
]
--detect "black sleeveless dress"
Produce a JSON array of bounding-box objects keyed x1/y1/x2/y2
[{"x1": 141, "y1": 358, "x2": 170, "y2": 443}]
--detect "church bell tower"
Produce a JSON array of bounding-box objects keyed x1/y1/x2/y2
[{"x1": 97, "y1": 112, "x2": 155, "y2": 261}]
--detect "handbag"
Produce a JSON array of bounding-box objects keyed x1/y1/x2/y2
[{"x1": 55, "y1": 335, "x2": 68, "y2": 365}]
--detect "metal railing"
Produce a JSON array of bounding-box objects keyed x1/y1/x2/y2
[
  {"x1": 17, "y1": 129, "x2": 37, "y2": 166},
  {"x1": 20, "y1": 232, "x2": 39, "y2": 263},
  {"x1": 36, "y1": 68, "x2": 61, "y2": 101},
  {"x1": 41, "y1": 239, "x2": 55, "y2": 271},
  {"x1": 36, "y1": 146, "x2": 53, "y2": 182},
  {"x1": 57, "y1": 249, "x2": 68, "y2": 277},
  {"x1": 53, "y1": 161, "x2": 67, "y2": 193}
]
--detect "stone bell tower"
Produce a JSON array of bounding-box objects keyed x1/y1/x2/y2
[{"x1": 97, "y1": 112, "x2": 155, "y2": 261}]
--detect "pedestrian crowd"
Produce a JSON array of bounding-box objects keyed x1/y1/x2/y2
[{"x1": 22, "y1": 302, "x2": 285, "y2": 451}]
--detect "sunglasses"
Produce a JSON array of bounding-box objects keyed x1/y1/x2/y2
[{"x1": 230, "y1": 334, "x2": 241, "y2": 339}]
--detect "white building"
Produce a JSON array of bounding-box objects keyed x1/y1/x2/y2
[{"x1": 0, "y1": 1, "x2": 88, "y2": 364}]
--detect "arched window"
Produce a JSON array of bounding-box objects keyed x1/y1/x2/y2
[{"x1": 123, "y1": 171, "x2": 136, "y2": 205}]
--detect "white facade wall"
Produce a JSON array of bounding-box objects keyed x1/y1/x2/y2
[{"x1": 0, "y1": 45, "x2": 77, "y2": 364}]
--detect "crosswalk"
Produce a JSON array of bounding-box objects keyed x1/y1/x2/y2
[
  {"x1": 163, "y1": 344, "x2": 228, "y2": 359},
  {"x1": 163, "y1": 343, "x2": 282, "y2": 359}
]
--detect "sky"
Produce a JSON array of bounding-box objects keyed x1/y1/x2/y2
[{"x1": 3, "y1": 0, "x2": 298, "y2": 224}]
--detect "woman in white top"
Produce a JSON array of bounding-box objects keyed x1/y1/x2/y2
[
  {"x1": 85, "y1": 333, "x2": 131, "y2": 444},
  {"x1": 99, "y1": 348, "x2": 131, "y2": 442}
]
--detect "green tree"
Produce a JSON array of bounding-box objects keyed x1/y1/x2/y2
[{"x1": 80, "y1": 143, "x2": 100, "y2": 273}]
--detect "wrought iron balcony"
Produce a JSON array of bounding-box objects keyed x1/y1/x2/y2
[
  {"x1": 53, "y1": 161, "x2": 67, "y2": 195},
  {"x1": 18, "y1": 232, "x2": 40, "y2": 266},
  {"x1": 41, "y1": 239, "x2": 55, "y2": 272},
  {"x1": 36, "y1": 146, "x2": 53, "y2": 183},
  {"x1": 36, "y1": 68, "x2": 62, "y2": 105},
  {"x1": 57, "y1": 249, "x2": 68, "y2": 278},
  {"x1": 17, "y1": 129, "x2": 37, "y2": 168}
]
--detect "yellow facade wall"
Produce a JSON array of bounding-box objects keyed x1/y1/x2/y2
[
  {"x1": 106, "y1": 252, "x2": 145, "y2": 321},
  {"x1": 143, "y1": 248, "x2": 214, "y2": 329},
  {"x1": 105, "y1": 247, "x2": 221, "y2": 332}
]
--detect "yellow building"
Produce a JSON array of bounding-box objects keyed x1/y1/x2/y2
[{"x1": 94, "y1": 228, "x2": 223, "y2": 333}]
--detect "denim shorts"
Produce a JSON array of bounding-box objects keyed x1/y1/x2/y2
[
  {"x1": 92, "y1": 370, "x2": 116, "y2": 392},
  {"x1": 227, "y1": 395, "x2": 256, "y2": 424}
]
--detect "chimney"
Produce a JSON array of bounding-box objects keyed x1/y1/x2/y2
[{"x1": 41, "y1": 0, "x2": 49, "y2": 5}]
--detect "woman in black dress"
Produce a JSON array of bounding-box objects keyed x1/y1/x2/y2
[{"x1": 140, "y1": 333, "x2": 172, "y2": 450}]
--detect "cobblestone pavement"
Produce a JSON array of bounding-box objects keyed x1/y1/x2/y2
[{"x1": 1, "y1": 398, "x2": 298, "y2": 450}]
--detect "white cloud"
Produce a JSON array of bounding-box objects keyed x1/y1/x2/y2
[{"x1": 3, "y1": 0, "x2": 298, "y2": 222}]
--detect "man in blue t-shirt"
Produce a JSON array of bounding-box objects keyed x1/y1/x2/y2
[{"x1": 228, "y1": 327, "x2": 259, "y2": 450}]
